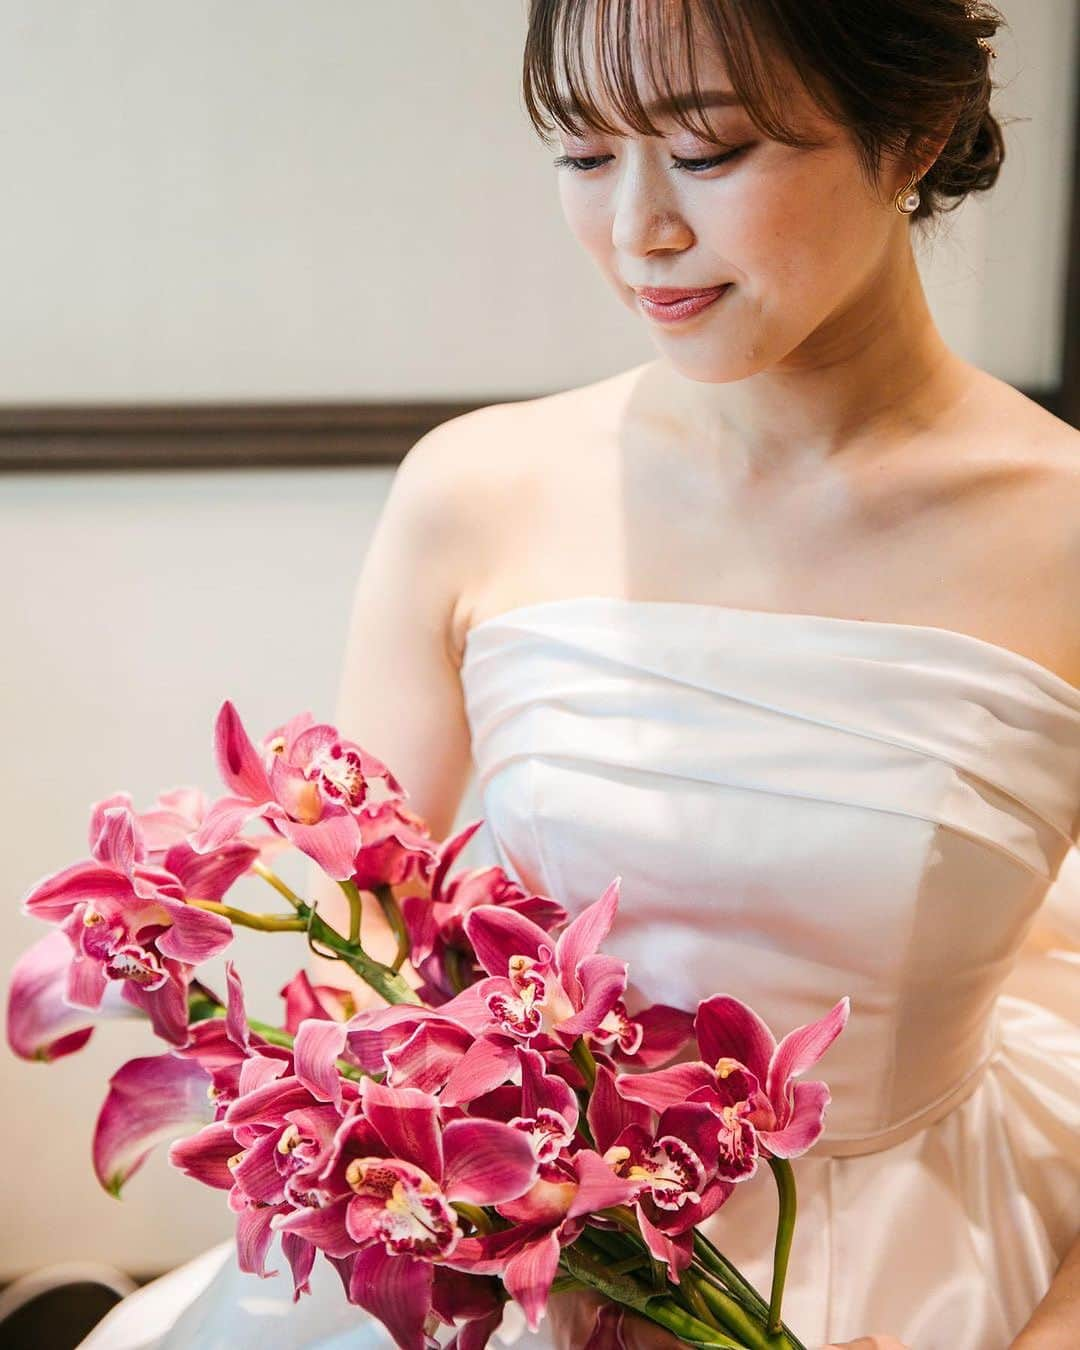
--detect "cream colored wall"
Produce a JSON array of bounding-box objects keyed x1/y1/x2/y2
[{"x1": 1, "y1": 2, "x2": 1076, "y2": 1278}]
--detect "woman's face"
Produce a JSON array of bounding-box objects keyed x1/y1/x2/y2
[{"x1": 552, "y1": 26, "x2": 911, "y2": 385}]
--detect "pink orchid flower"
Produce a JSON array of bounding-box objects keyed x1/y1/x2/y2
[
  {"x1": 5, "y1": 929, "x2": 136, "y2": 1061},
  {"x1": 616, "y1": 994, "x2": 850, "y2": 1180},
  {"x1": 461, "y1": 877, "x2": 628, "y2": 1045},
  {"x1": 445, "y1": 1146, "x2": 641, "y2": 1333},
  {"x1": 21, "y1": 801, "x2": 239, "y2": 1045},
  {"x1": 191, "y1": 702, "x2": 407, "y2": 880},
  {"x1": 269, "y1": 1077, "x2": 540, "y2": 1350},
  {"x1": 590, "y1": 996, "x2": 697, "y2": 1070},
  {"x1": 587, "y1": 1064, "x2": 735, "y2": 1278},
  {"x1": 348, "y1": 795, "x2": 439, "y2": 891},
  {"x1": 401, "y1": 820, "x2": 567, "y2": 1005},
  {"x1": 457, "y1": 1045, "x2": 581, "y2": 1175}
]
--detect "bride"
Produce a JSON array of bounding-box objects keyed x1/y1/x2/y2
[{"x1": 82, "y1": 1, "x2": 1080, "y2": 1347}]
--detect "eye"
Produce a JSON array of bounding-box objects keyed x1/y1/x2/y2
[{"x1": 552, "y1": 146, "x2": 750, "y2": 174}]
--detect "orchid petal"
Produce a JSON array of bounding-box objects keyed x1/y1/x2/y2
[
  {"x1": 235, "y1": 1204, "x2": 280, "y2": 1279},
  {"x1": 225, "y1": 1075, "x2": 318, "y2": 1126},
  {"x1": 168, "y1": 1119, "x2": 238, "y2": 1190},
  {"x1": 566, "y1": 1148, "x2": 643, "y2": 1218},
  {"x1": 232, "y1": 1130, "x2": 289, "y2": 1204},
  {"x1": 163, "y1": 838, "x2": 258, "y2": 904},
  {"x1": 556, "y1": 953, "x2": 627, "y2": 1035},
  {"x1": 765, "y1": 997, "x2": 850, "y2": 1109},
  {"x1": 503, "y1": 1229, "x2": 561, "y2": 1332},
  {"x1": 440, "y1": 1034, "x2": 521, "y2": 1109},
  {"x1": 271, "y1": 1197, "x2": 355, "y2": 1258},
  {"x1": 636, "y1": 1204, "x2": 691, "y2": 1278},
  {"x1": 360, "y1": 1078, "x2": 443, "y2": 1181},
  {"x1": 349, "y1": 1246, "x2": 433, "y2": 1350},
  {"x1": 384, "y1": 1019, "x2": 474, "y2": 1094},
  {"x1": 22, "y1": 862, "x2": 133, "y2": 923},
  {"x1": 90, "y1": 805, "x2": 144, "y2": 875},
  {"x1": 6, "y1": 930, "x2": 94, "y2": 1062},
  {"x1": 273, "y1": 814, "x2": 362, "y2": 882},
  {"x1": 622, "y1": 1003, "x2": 696, "y2": 1068},
  {"x1": 554, "y1": 878, "x2": 620, "y2": 1001},
  {"x1": 293, "y1": 1016, "x2": 350, "y2": 1109},
  {"x1": 213, "y1": 700, "x2": 273, "y2": 802},
  {"x1": 586, "y1": 1064, "x2": 653, "y2": 1154},
  {"x1": 190, "y1": 796, "x2": 267, "y2": 854},
  {"x1": 695, "y1": 995, "x2": 777, "y2": 1087},
  {"x1": 463, "y1": 905, "x2": 554, "y2": 978},
  {"x1": 518, "y1": 1045, "x2": 578, "y2": 1129},
  {"x1": 93, "y1": 1053, "x2": 214, "y2": 1196},
  {"x1": 280, "y1": 1232, "x2": 317, "y2": 1301},
  {"x1": 154, "y1": 901, "x2": 234, "y2": 964},
  {"x1": 758, "y1": 1080, "x2": 832, "y2": 1158},
  {"x1": 442, "y1": 1118, "x2": 538, "y2": 1205},
  {"x1": 122, "y1": 969, "x2": 191, "y2": 1046},
  {"x1": 613, "y1": 1063, "x2": 715, "y2": 1113}
]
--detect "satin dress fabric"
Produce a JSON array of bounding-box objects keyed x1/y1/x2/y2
[{"x1": 81, "y1": 596, "x2": 1080, "y2": 1350}]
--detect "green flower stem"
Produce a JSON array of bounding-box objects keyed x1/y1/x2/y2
[
  {"x1": 570, "y1": 1036, "x2": 598, "y2": 1090},
  {"x1": 561, "y1": 1242, "x2": 749, "y2": 1349},
  {"x1": 451, "y1": 1202, "x2": 492, "y2": 1235},
  {"x1": 549, "y1": 1273, "x2": 587, "y2": 1296},
  {"x1": 306, "y1": 906, "x2": 422, "y2": 1006},
  {"x1": 251, "y1": 866, "x2": 417, "y2": 1002},
  {"x1": 692, "y1": 1231, "x2": 773, "y2": 1318},
  {"x1": 250, "y1": 862, "x2": 306, "y2": 911},
  {"x1": 595, "y1": 1209, "x2": 805, "y2": 1350},
  {"x1": 371, "y1": 882, "x2": 412, "y2": 973},
  {"x1": 187, "y1": 898, "x2": 308, "y2": 932},
  {"x1": 688, "y1": 1273, "x2": 790, "y2": 1350},
  {"x1": 767, "y1": 1158, "x2": 796, "y2": 1336},
  {"x1": 685, "y1": 1274, "x2": 719, "y2": 1327},
  {"x1": 692, "y1": 1271, "x2": 804, "y2": 1350},
  {"x1": 338, "y1": 879, "x2": 365, "y2": 945}
]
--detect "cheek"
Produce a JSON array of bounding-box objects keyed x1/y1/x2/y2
[
  {"x1": 558, "y1": 186, "x2": 609, "y2": 256},
  {"x1": 723, "y1": 171, "x2": 869, "y2": 300}
]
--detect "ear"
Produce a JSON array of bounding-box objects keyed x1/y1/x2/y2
[{"x1": 903, "y1": 121, "x2": 956, "y2": 182}]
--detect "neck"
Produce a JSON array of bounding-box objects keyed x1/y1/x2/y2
[{"x1": 652, "y1": 239, "x2": 976, "y2": 478}]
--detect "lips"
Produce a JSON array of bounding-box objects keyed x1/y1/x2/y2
[{"x1": 634, "y1": 285, "x2": 730, "y2": 303}]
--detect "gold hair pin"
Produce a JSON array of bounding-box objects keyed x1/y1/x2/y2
[{"x1": 964, "y1": 1, "x2": 997, "y2": 58}]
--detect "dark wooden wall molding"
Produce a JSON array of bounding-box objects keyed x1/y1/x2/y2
[
  {"x1": 1059, "y1": 10, "x2": 1080, "y2": 429},
  {"x1": 0, "y1": 385, "x2": 1065, "y2": 473},
  {"x1": 0, "y1": 399, "x2": 528, "y2": 472}
]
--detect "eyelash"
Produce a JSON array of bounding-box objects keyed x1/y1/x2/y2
[{"x1": 552, "y1": 147, "x2": 749, "y2": 174}]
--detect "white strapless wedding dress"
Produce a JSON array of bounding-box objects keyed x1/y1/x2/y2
[{"x1": 82, "y1": 597, "x2": 1080, "y2": 1350}]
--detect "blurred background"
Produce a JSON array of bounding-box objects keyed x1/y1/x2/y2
[{"x1": 2, "y1": 0, "x2": 1078, "y2": 1289}]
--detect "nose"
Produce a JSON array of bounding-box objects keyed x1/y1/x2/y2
[{"x1": 610, "y1": 156, "x2": 694, "y2": 258}]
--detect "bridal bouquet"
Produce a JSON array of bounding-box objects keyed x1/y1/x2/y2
[{"x1": 7, "y1": 700, "x2": 849, "y2": 1350}]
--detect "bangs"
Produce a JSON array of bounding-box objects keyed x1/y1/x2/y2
[{"x1": 522, "y1": 0, "x2": 834, "y2": 150}]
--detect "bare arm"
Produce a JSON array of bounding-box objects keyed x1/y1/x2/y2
[{"x1": 302, "y1": 409, "x2": 499, "y2": 1006}]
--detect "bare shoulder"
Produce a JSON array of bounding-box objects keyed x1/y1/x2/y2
[
  {"x1": 404, "y1": 367, "x2": 648, "y2": 660},
  {"x1": 984, "y1": 384, "x2": 1080, "y2": 678},
  {"x1": 398, "y1": 365, "x2": 636, "y2": 509}
]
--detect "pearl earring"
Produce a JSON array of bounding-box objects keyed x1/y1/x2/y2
[{"x1": 894, "y1": 169, "x2": 921, "y2": 214}]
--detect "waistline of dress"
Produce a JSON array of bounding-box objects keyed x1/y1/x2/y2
[{"x1": 806, "y1": 1006, "x2": 1001, "y2": 1159}]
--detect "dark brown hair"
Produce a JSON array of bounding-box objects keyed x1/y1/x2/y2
[{"x1": 522, "y1": 0, "x2": 1009, "y2": 226}]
